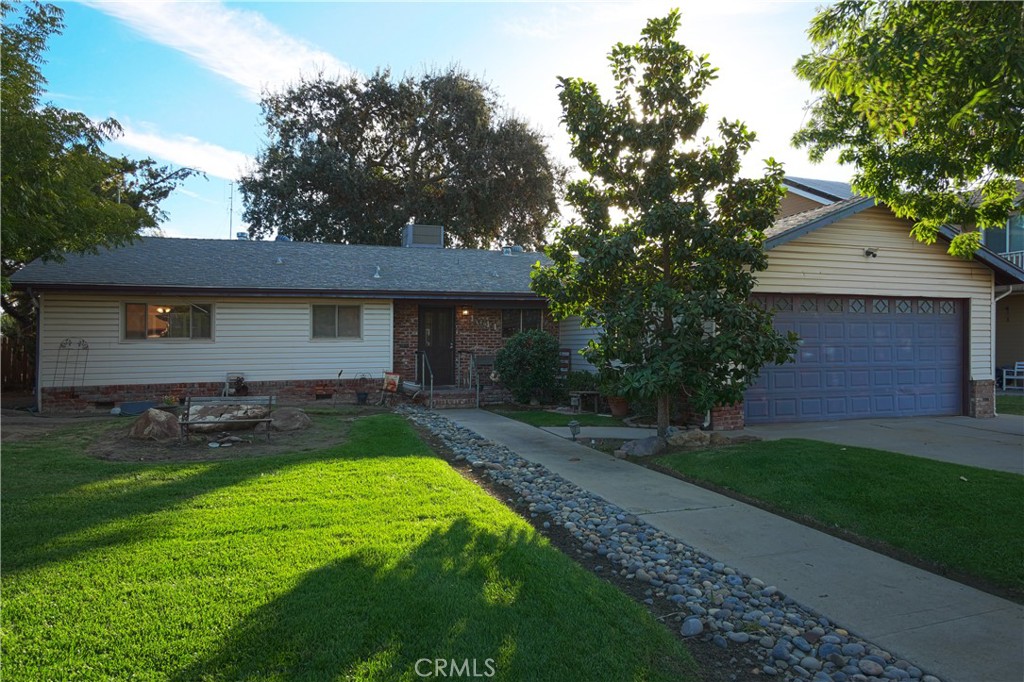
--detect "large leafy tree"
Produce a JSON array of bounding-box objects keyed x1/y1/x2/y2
[
  {"x1": 240, "y1": 68, "x2": 561, "y2": 248},
  {"x1": 793, "y1": 0, "x2": 1024, "y2": 255},
  {"x1": 1, "y1": 1, "x2": 198, "y2": 329},
  {"x1": 532, "y1": 11, "x2": 797, "y2": 436}
]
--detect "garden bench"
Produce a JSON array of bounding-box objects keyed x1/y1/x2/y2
[
  {"x1": 1003, "y1": 362, "x2": 1024, "y2": 392},
  {"x1": 180, "y1": 394, "x2": 276, "y2": 442}
]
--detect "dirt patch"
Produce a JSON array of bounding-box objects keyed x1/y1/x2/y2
[
  {"x1": 1, "y1": 409, "x2": 112, "y2": 442},
  {"x1": 83, "y1": 406, "x2": 390, "y2": 462},
  {"x1": 407, "y1": 419, "x2": 765, "y2": 682}
]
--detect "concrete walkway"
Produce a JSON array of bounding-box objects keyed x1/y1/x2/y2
[
  {"x1": 446, "y1": 409, "x2": 1023, "y2": 682},
  {"x1": 745, "y1": 415, "x2": 1024, "y2": 475},
  {"x1": 540, "y1": 414, "x2": 1024, "y2": 475}
]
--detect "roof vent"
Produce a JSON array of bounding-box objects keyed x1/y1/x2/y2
[
  {"x1": 275, "y1": 234, "x2": 291, "y2": 242},
  {"x1": 236, "y1": 232, "x2": 249, "y2": 240},
  {"x1": 502, "y1": 246, "x2": 512, "y2": 256},
  {"x1": 402, "y1": 224, "x2": 444, "y2": 248},
  {"x1": 511, "y1": 245, "x2": 524, "y2": 253}
]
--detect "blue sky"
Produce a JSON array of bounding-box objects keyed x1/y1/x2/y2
[{"x1": 40, "y1": 1, "x2": 846, "y2": 240}]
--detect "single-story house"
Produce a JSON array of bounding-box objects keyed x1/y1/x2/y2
[
  {"x1": 11, "y1": 227, "x2": 554, "y2": 412},
  {"x1": 13, "y1": 197, "x2": 1024, "y2": 425}
]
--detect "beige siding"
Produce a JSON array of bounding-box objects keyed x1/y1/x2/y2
[
  {"x1": 38, "y1": 295, "x2": 393, "y2": 388},
  {"x1": 755, "y1": 206, "x2": 994, "y2": 379},
  {"x1": 559, "y1": 317, "x2": 600, "y2": 373}
]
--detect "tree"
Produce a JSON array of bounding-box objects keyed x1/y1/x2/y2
[
  {"x1": 793, "y1": 0, "x2": 1024, "y2": 256},
  {"x1": 1, "y1": 1, "x2": 198, "y2": 330},
  {"x1": 531, "y1": 11, "x2": 797, "y2": 436},
  {"x1": 240, "y1": 68, "x2": 562, "y2": 248}
]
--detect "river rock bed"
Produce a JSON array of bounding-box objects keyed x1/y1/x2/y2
[{"x1": 400, "y1": 406, "x2": 943, "y2": 682}]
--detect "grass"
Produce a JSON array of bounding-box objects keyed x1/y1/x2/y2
[
  {"x1": 655, "y1": 439, "x2": 1024, "y2": 595},
  {"x1": 997, "y1": 393, "x2": 1024, "y2": 415},
  {"x1": 1, "y1": 414, "x2": 697, "y2": 681},
  {"x1": 488, "y1": 407, "x2": 624, "y2": 428}
]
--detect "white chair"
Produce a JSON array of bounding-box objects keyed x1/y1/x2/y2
[{"x1": 1002, "y1": 362, "x2": 1024, "y2": 391}]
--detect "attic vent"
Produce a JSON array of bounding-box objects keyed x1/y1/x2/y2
[{"x1": 402, "y1": 224, "x2": 444, "y2": 248}]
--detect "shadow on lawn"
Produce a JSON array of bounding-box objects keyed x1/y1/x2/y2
[
  {"x1": 0, "y1": 415, "x2": 427, "y2": 576},
  {"x1": 170, "y1": 517, "x2": 679, "y2": 682}
]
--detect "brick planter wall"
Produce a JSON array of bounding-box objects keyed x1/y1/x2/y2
[
  {"x1": 710, "y1": 402, "x2": 744, "y2": 431},
  {"x1": 968, "y1": 379, "x2": 995, "y2": 418},
  {"x1": 41, "y1": 378, "x2": 379, "y2": 414}
]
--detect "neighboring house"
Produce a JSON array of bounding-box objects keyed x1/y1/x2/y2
[
  {"x1": 982, "y1": 214, "x2": 1024, "y2": 375},
  {"x1": 777, "y1": 175, "x2": 858, "y2": 218},
  {"x1": 748, "y1": 197, "x2": 1024, "y2": 424},
  {"x1": 11, "y1": 229, "x2": 553, "y2": 412}
]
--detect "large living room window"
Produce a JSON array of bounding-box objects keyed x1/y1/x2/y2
[
  {"x1": 312, "y1": 305, "x2": 361, "y2": 339},
  {"x1": 124, "y1": 303, "x2": 212, "y2": 340},
  {"x1": 501, "y1": 308, "x2": 543, "y2": 338}
]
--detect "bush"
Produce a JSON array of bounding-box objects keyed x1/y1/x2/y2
[
  {"x1": 566, "y1": 370, "x2": 599, "y2": 393},
  {"x1": 494, "y1": 330, "x2": 561, "y2": 403}
]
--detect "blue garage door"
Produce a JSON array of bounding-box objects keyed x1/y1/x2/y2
[{"x1": 745, "y1": 294, "x2": 964, "y2": 424}]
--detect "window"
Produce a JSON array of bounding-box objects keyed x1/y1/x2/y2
[
  {"x1": 312, "y1": 305, "x2": 361, "y2": 339},
  {"x1": 982, "y1": 214, "x2": 1024, "y2": 254},
  {"x1": 502, "y1": 308, "x2": 543, "y2": 338},
  {"x1": 124, "y1": 303, "x2": 212, "y2": 340}
]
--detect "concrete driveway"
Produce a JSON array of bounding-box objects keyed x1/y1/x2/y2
[{"x1": 744, "y1": 414, "x2": 1024, "y2": 474}]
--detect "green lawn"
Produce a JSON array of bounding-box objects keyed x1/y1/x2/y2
[
  {"x1": 655, "y1": 439, "x2": 1024, "y2": 596},
  {"x1": 997, "y1": 393, "x2": 1024, "y2": 415},
  {"x1": 488, "y1": 407, "x2": 624, "y2": 428},
  {"x1": 2, "y1": 414, "x2": 696, "y2": 681}
]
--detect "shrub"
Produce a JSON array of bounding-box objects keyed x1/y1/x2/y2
[
  {"x1": 494, "y1": 330, "x2": 561, "y2": 403},
  {"x1": 566, "y1": 370, "x2": 599, "y2": 393}
]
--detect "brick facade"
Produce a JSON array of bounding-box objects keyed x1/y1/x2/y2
[
  {"x1": 41, "y1": 378, "x2": 380, "y2": 414},
  {"x1": 709, "y1": 402, "x2": 744, "y2": 431},
  {"x1": 393, "y1": 302, "x2": 556, "y2": 386},
  {"x1": 967, "y1": 379, "x2": 995, "y2": 418}
]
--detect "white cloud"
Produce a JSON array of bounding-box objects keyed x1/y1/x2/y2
[
  {"x1": 116, "y1": 124, "x2": 251, "y2": 180},
  {"x1": 84, "y1": 1, "x2": 352, "y2": 100}
]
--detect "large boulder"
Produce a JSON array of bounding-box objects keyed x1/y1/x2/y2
[
  {"x1": 129, "y1": 408, "x2": 180, "y2": 441},
  {"x1": 187, "y1": 404, "x2": 270, "y2": 432},
  {"x1": 667, "y1": 429, "x2": 711, "y2": 449},
  {"x1": 264, "y1": 407, "x2": 312, "y2": 432},
  {"x1": 617, "y1": 436, "x2": 667, "y2": 458}
]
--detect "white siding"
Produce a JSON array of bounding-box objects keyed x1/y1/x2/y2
[
  {"x1": 559, "y1": 317, "x2": 601, "y2": 373},
  {"x1": 38, "y1": 295, "x2": 393, "y2": 387},
  {"x1": 755, "y1": 206, "x2": 994, "y2": 379}
]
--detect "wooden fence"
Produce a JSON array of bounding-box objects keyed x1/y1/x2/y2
[{"x1": 1, "y1": 338, "x2": 34, "y2": 390}]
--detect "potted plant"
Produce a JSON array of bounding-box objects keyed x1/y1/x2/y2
[
  {"x1": 155, "y1": 395, "x2": 181, "y2": 415},
  {"x1": 597, "y1": 367, "x2": 630, "y2": 418}
]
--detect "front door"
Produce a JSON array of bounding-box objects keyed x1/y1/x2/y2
[{"x1": 418, "y1": 306, "x2": 455, "y2": 385}]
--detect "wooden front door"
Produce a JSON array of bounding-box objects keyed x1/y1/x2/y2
[{"x1": 418, "y1": 306, "x2": 456, "y2": 385}]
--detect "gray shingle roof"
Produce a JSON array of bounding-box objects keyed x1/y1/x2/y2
[
  {"x1": 11, "y1": 238, "x2": 550, "y2": 299},
  {"x1": 784, "y1": 176, "x2": 857, "y2": 202}
]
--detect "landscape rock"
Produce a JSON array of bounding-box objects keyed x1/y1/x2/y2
[
  {"x1": 708, "y1": 431, "x2": 762, "y2": 447},
  {"x1": 268, "y1": 407, "x2": 313, "y2": 432},
  {"x1": 618, "y1": 436, "x2": 667, "y2": 457},
  {"x1": 666, "y1": 429, "x2": 711, "y2": 448},
  {"x1": 128, "y1": 408, "x2": 180, "y2": 441},
  {"x1": 187, "y1": 404, "x2": 270, "y2": 432}
]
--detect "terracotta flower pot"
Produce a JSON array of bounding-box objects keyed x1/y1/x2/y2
[{"x1": 605, "y1": 395, "x2": 630, "y2": 418}]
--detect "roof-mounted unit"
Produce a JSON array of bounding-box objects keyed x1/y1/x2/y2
[
  {"x1": 236, "y1": 232, "x2": 249, "y2": 240},
  {"x1": 402, "y1": 224, "x2": 445, "y2": 248}
]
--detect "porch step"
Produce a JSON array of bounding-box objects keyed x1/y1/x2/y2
[{"x1": 399, "y1": 382, "x2": 509, "y2": 409}]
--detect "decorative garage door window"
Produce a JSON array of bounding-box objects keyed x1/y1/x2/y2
[{"x1": 746, "y1": 295, "x2": 963, "y2": 424}]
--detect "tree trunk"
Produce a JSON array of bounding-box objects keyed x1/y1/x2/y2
[{"x1": 656, "y1": 394, "x2": 671, "y2": 437}]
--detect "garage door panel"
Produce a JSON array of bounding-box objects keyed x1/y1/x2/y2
[{"x1": 746, "y1": 295, "x2": 963, "y2": 424}]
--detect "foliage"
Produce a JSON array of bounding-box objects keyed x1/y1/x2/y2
[
  {"x1": 493, "y1": 329, "x2": 562, "y2": 403},
  {"x1": 0, "y1": 1, "x2": 199, "y2": 327},
  {"x1": 565, "y1": 370, "x2": 599, "y2": 393},
  {"x1": 793, "y1": 0, "x2": 1024, "y2": 256},
  {"x1": 240, "y1": 68, "x2": 562, "y2": 248},
  {"x1": 1, "y1": 414, "x2": 697, "y2": 680},
  {"x1": 532, "y1": 11, "x2": 798, "y2": 436},
  {"x1": 657, "y1": 438, "x2": 1024, "y2": 595}
]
